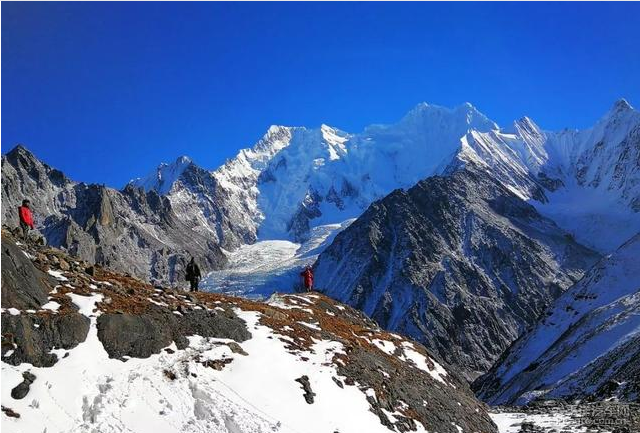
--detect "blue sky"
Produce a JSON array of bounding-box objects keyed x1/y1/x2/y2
[{"x1": 3, "y1": 2, "x2": 640, "y2": 187}]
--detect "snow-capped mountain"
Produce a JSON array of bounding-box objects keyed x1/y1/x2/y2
[
  {"x1": 132, "y1": 154, "x2": 259, "y2": 249},
  {"x1": 131, "y1": 155, "x2": 194, "y2": 195},
  {"x1": 1, "y1": 231, "x2": 497, "y2": 433},
  {"x1": 474, "y1": 233, "x2": 640, "y2": 405},
  {"x1": 448, "y1": 99, "x2": 640, "y2": 252},
  {"x1": 313, "y1": 165, "x2": 600, "y2": 380},
  {"x1": 1, "y1": 146, "x2": 227, "y2": 285},
  {"x1": 131, "y1": 99, "x2": 639, "y2": 254},
  {"x1": 130, "y1": 103, "x2": 501, "y2": 244}
]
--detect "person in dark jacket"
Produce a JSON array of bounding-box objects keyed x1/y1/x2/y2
[
  {"x1": 300, "y1": 266, "x2": 314, "y2": 292},
  {"x1": 18, "y1": 199, "x2": 35, "y2": 241},
  {"x1": 185, "y1": 257, "x2": 202, "y2": 292}
]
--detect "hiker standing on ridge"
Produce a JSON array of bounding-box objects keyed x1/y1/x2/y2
[
  {"x1": 18, "y1": 199, "x2": 35, "y2": 241},
  {"x1": 300, "y1": 266, "x2": 314, "y2": 292},
  {"x1": 185, "y1": 257, "x2": 201, "y2": 292}
]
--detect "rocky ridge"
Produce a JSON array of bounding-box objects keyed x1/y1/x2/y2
[
  {"x1": 1, "y1": 230, "x2": 496, "y2": 433},
  {"x1": 1, "y1": 145, "x2": 227, "y2": 285}
]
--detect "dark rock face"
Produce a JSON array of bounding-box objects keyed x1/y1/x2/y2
[
  {"x1": 97, "y1": 307, "x2": 250, "y2": 359},
  {"x1": 315, "y1": 166, "x2": 600, "y2": 380},
  {"x1": 162, "y1": 162, "x2": 260, "y2": 249},
  {"x1": 1, "y1": 145, "x2": 227, "y2": 285},
  {"x1": 1, "y1": 235, "x2": 51, "y2": 309},
  {"x1": 2, "y1": 313, "x2": 90, "y2": 367},
  {"x1": 1, "y1": 233, "x2": 91, "y2": 367},
  {"x1": 97, "y1": 311, "x2": 178, "y2": 359}
]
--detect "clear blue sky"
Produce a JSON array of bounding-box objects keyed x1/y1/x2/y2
[{"x1": 3, "y1": 2, "x2": 639, "y2": 187}]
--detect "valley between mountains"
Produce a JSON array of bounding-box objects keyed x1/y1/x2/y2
[{"x1": 2, "y1": 100, "x2": 638, "y2": 432}]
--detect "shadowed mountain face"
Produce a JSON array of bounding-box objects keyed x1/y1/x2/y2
[
  {"x1": 474, "y1": 233, "x2": 640, "y2": 405},
  {"x1": 314, "y1": 165, "x2": 600, "y2": 380},
  {"x1": 1, "y1": 146, "x2": 226, "y2": 285}
]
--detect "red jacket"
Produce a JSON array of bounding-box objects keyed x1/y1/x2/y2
[
  {"x1": 19, "y1": 206, "x2": 34, "y2": 229},
  {"x1": 300, "y1": 268, "x2": 314, "y2": 288}
]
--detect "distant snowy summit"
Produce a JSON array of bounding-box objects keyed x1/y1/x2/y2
[
  {"x1": 130, "y1": 155, "x2": 193, "y2": 195},
  {"x1": 130, "y1": 99, "x2": 640, "y2": 253}
]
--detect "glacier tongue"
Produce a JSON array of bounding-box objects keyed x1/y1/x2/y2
[{"x1": 202, "y1": 220, "x2": 354, "y2": 298}]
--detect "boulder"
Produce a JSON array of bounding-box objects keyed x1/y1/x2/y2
[
  {"x1": 1, "y1": 313, "x2": 90, "y2": 367},
  {"x1": 97, "y1": 306, "x2": 250, "y2": 359},
  {"x1": 10, "y1": 371, "x2": 36, "y2": 400}
]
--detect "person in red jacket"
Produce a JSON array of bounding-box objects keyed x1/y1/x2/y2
[
  {"x1": 300, "y1": 266, "x2": 314, "y2": 292},
  {"x1": 18, "y1": 199, "x2": 35, "y2": 241}
]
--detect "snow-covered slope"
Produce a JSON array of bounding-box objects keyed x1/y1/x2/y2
[
  {"x1": 1, "y1": 232, "x2": 497, "y2": 433},
  {"x1": 474, "y1": 233, "x2": 640, "y2": 405}
]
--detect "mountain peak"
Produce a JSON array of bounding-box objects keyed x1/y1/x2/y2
[
  {"x1": 593, "y1": 98, "x2": 639, "y2": 130},
  {"x1": 252, "y1": 125, "x2": 295, "y2": 155},
  {"x1": 612, "y1": 98, "x2": 633, "y2": 111},
  {"x1": 602, "y1": 98, "x2": 635, "y2": 121},
  {"x1": 400, "y1": 101, "x2": 499, "y2": 132},
  {"x1": 514, "y1": 116, "x2": 542, "y2": 136},
  {"x1": 5, "y1": 144, "x2": 37, "y2": 160},
  {"x1": 176, "y1": 155, "x2": 192, "y2": 165},
  {"x1": 129, "y1": 155, "x2": 194, "y2": 195}
]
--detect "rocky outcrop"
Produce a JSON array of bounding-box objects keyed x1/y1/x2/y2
[
  {"x1": 1, "y1": 235, "x2": 51, "y2": 309},
  {"x1": 10, "y1": 371, "x2": 36, "y2": 400},
  {"x1": 1, "y1": 231, "x2": 246, "y2": 365},
  {"x1": 2, "y1": 312, "x2": 91, "y2": 367},
  {"x1": 1, "y1": 145, "x2": 227, "y2": 285},
  {"x1": 1, "y1": 232, "x2": 91, "y2": 367},
  {"x1": 97, "y1": 307, "x2": 250, "y2": 359},
  {"x1": 314, "y1": 165, "x2": 600, "y2": 380}
]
